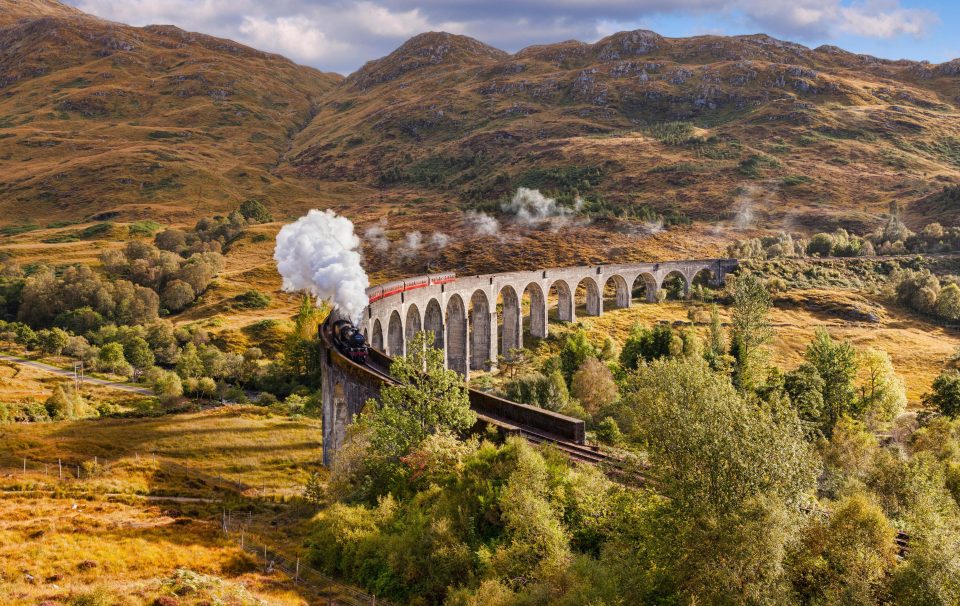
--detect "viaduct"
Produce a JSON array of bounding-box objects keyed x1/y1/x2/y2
[{"x1": 320, "y1": 258, "x2": 738, "y2": 465}]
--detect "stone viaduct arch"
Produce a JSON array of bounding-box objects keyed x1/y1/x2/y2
[{"x1": 363, "y1": 258, "x2": 737, "y2": 380}]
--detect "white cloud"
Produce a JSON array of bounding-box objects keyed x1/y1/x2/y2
[
  {"x1": 65, "y1": 0, "x2": 940, "y2": 73},
  {"x1": 239, "y1": 15, "x2": 351, "y2": 62}
]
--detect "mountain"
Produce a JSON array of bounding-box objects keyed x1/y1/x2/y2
[
  {"x1": 0, "y1": 0, "x2": 340, "y2": 223},
  {"x1": 1, "y1": 0, "x2": 958, "y2": 237},
  {"x1": 292, "y1": 30, "x2": 960, "y2": 230}
]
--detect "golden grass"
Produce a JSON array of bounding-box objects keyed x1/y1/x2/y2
[{"x1": 0, "y1": 406, "x2": 337, "y2": 605}]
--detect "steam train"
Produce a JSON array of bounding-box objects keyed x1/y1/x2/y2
[{"x1": 332, "y1": 318, "x2": 369, "y2": 363}]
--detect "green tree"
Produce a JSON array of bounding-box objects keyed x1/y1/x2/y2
[
  {"x1": 123, "y1": 336, "x2": 155, "y2": 379},
  {"x1": 621, "y1": 357, "x2": 817, "y2": 514},
  {"x1": 806, "y1": 232, "x2": 835, "y2": 256},
  {"x1": 352, "y1": 331, "x2": 476, "y2": 500},
  {"x1": 730, "y1": 273, "x2": 773, "y2": 391},
  {"x1": 238, "y1": 199, "x2": 273, "y2": 224},
  {"x1": 924, "y1": 369, "x2": 960, "y2": 418},
  {"x1": 616, "y1": 357, "x2": 818, "y2": 601},
  {"x1": 37, "y1": 327, "x2": 69, "y2": 356},
  {"x1": 789, "y1": 495, "x2": 897, "y2": 604},
  {"x1": 97, "y1": 342, "x2": 128, "y2": 375},
  {"x1": 805, "y1": 328, "x2": 859, "y2": 433},
  {"x1": 858, "y1": 347, "x2": 906, "y2": 424},
  {"x1": 175, "y1": 343, "x2": 204, "y2": 379},
  {"x1": 45, "y1": 383, "x2": 91, "y2": 420},
  {"x1": 284, "y1": 296, "x2": 326, "y2": 385},
  {"x1": 937, "y1": 283, "x2": 960, "y2": 321},
  {"x1": 559, "y1": 329, "x2": 598, "y2": 383},
  {"x1": 784, "y1": 362, "x2": 826, "y2": 430},
  {"x1": 619, "y1": 323, "x2": 674, "y2": 369},
  {"x1": 146, "y1": 367, "x2": 184, "y2": 405}
]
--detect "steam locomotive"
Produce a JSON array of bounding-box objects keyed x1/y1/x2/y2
[{"x1": 332, "y1": 318, "x2": 369, "y2": 363}]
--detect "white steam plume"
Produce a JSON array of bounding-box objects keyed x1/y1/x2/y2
[
  {"x1": 274, "y1": 209, "x2": 370, "y2": 324},
  {"x1": 465, "y1": 211, "x2": 501, "y2": 237},
  {"x1": 402, "y1": 231, "x2": 423, "y2": 257},
  {"x1": 502, "y1": 187, "x2": 583, "y2": 229},
  {"x1": 364, "y1": 218, "x2": 390, "y2": 252},
  {"x1": 734, "y1": 184, "x2": 760, "y2": 230},
  {"x1": 430, "y1": 232, "x2": 450, "y2": 248}
]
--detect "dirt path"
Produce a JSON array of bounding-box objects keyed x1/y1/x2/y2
[{"x1": 0, "y1": 353, "x2": 153, "y2": 395}]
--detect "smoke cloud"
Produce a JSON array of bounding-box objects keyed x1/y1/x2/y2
[
  {"x1": 465, "y1": 211, "x2": 501, "y2": 237},
  {"x1": 363, "y1": 218, "x2": 390, "y2": 252},
  {"x1": 430, "y1": 232, "x2": 450, "y2": 248},
  {"x1": 503, "y1": 187, "x2": 571, "y2": 223},
  {"x1": 274, "y1": 209, "x2": 370, "y2": 324},
  {"x1": 733, "y1": 184, "x2": 760, "y2": 230}
]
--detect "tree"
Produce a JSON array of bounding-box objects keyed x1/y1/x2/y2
[
  {"x1": 45, "y1": 383, "x2": 91, "y2": 420},
  {"x1": 37, "y1": 327, "x2": 69, "y2": 356},
  {"x1": 805, "y1": 328, "x2": 859, "y2": 434},
  {"x1": 924, "y1": 369, "x2": 960, "y2": 418},
  {"x1": 730, "y1": 272, "x2": 773, "y2": 391},
  {"x1": 97, "y1": 342, "x2": 127, "y2": 375},
  {"x1": 146, "y1": 367, "x2": 183, "y2": 405},
  {"x1": 197, "y1": 377, "x2": 217, "y2": 398},
  {"x1": 595, "y1": 417, "x2": 623, "y2": 445},
  {"x1": 161, "y1": 280, "x2": 195, "y2": 312},
  {"x1": 937, "y1": 283, "x2": 960, "y2": 321},
  {"x1": 617, "y1": 357, "x2": 818, "y2": 601},
  {"x1": 784, "y1": 362, "x2": 826, "y2": 430},
  {"x1": 619, "y1": 323, "x2": 674, "y2": 369},
  {"x1": 239, "y1": 199, "x2": 273, "y2": 224},
  {"x1": 858, "y1": 347, "x2": 906, "y2": 425},
  {"x1": 354, "y1": 331, "x2": 476, "y2": 500},
  {"x1": 806, "y1": 232, "x2": 834, "y2": 256},
  {"x1": 789, "y1": 495, "x2": 897, "y2": 604},
  {"x1": 122, "y1": 336, "x2": 155, "y2": 378},
  {"x1": 571, "y1": 358, "x2": 619, "y2": 416},
  {"x1": 621, "y1": 357, "x2": 817, "y2": 514},
  {"x1": 559, "y1": 329, "x2": 598, "y2": 383},
  {"x1": 175, "y1": 343, "x2": 204, "y2": 379}
]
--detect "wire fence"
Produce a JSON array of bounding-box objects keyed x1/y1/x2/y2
[
  {"x1": 222, "y1": 517, "x2": 389, "y2": 606},
  {"x1": 2, "y1": 454, "x2": 392, "y2": 605}
]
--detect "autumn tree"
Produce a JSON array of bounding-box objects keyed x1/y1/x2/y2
[
  {"x1": 571, "y1": 358, "x2": 619, "y2": 416},
  {"x1": 729, "y1": 273, "x2": 773, "y2": 392}
]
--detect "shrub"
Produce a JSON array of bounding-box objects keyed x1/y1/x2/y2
[
  {"x1": 233, "y1": 290, "x2": 271, "y2": 310},
  {"x1": 238, "y1": 199, "x2": 273, "y2": 223},
  {"x1": 595, "y1": 417, "x2": 623, "y2": 446},
  {"x1": 924, "y1": 370, "x2": 960, "y2": 418}
]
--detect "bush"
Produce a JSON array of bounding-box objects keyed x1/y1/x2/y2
[
  {"x1": 924, "y1": 370, "x2": 960, "y2": 418},
  {"x1": 233, "y1": 290, "x2": 271, "y2": 310},
  {"x1": 595, "y1": 417, "x2": 623, "y2": 446},
  {"x1": 238, "y1": 199, "x2": 273, "y2": 223}
]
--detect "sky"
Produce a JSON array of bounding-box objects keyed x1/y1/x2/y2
[{"x1": 63, "y1": 0, "x2": 960, "y2": 74}]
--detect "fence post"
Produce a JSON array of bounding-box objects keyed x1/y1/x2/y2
[
  {"x1": 23, "y1": 458, "x2": 26, "y2": 474},
  {"x1": 295, "y1": 557, "x2": 299, "y2": 584},
  {"x1": 58, "y1": 458, "x2": 62, "y2": 480},
  {"x1": 76, "y1": 464, "x2": 80, "y2": 479}
]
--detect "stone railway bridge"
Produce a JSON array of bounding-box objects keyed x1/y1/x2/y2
[
  {"x1": 320, "y1": 258, "x2": 737, "y2": 465},
  {"x1": 363, "y1": 259, "x2": 739, "y2": 379}
]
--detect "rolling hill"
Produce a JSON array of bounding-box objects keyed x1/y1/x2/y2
[
  {"x1": 0, "y1": 0, "x2": 340, "y2": 224},
  {"x1": 293, "y1": 30, "x2": 960, "y2": 232},
  {"x1": 0, "y1": 0, "x2": 959, "y2": 271}
]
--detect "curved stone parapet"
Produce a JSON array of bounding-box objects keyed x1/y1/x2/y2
[{"x1": 361, "y1": 258, "x2": 738, "y2": 379}]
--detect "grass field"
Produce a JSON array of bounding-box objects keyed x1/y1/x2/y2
[{"x1": 0, "y1": 407, "x2": 339, "y2": 605}]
